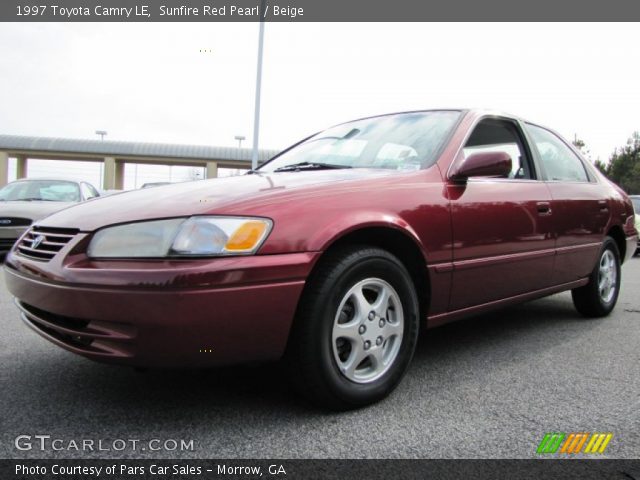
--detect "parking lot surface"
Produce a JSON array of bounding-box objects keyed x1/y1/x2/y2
[{"x1": 1, "y1": 258, "x2": 639, "y2": 459}]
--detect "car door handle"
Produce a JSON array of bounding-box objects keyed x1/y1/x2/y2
[
  {"x1": 536, "y1": 202, "x2": 552, "y2": 216},
  {"x1": 598, "y1": 200, "x2": 609, "y2": 212}
]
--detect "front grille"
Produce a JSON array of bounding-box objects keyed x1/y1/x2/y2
[
  {"x1": 16, "y1": 226, "x2": 79, "y2": 261},
  {"x1": 0, "y1": 217, "x2": 32, "y2": 227},
  {"x1": 0, "y1": 238, "x2": 16, "y2": 250}
]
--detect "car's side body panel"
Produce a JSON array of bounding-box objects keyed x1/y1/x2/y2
[
  {"x1": 545, "y1": 182, "x2": 608, "y2": 284},
  {"x1": 427, "y1": 110, "x2": 636, "y2": 325},
  {"x1": 446, "y1": 178, "x2": 556, "y2": 310}
]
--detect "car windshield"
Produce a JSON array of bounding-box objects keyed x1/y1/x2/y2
[
  {"x1": 632, "y1": 198, "x2": 640, "y2": 213},
  {"x1": 0, "y1": 180, "x2": 81, "y2": 202},
  {"x1": 259, "y1": 111, "x2": 461, "y2": 173}
]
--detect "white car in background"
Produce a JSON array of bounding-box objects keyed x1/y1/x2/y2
[
  {"x1": 0, "y1": 178, "x2": 100, "y2": 254},
  {"x1": 632, "y1": 195, "x2": 640, "y2": 255}
]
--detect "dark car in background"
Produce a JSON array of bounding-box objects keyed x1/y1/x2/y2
[
  {"x1": 0, "y1": 178, "x2": 100, "y2": 253},
  {"x1": 4, "y1": 110, "x2": 638, "y2": 409}
]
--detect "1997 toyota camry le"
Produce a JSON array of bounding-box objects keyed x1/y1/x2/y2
[{"x1": 4, "y1": 110, "x2": 638, "y2": 409}]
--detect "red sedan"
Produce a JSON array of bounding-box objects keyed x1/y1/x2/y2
[{"x1": 4, "y1": 110, "x2": 638, "y2": 409}]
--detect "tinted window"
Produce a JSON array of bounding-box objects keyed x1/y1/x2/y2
[
  {"x1": 527, "y1": 124, "x2": 589, "y2": 182},
  {"x1": 463, "y1": 119, "x2": 532, "y2": 179},
  {"x1": 260, "y1": 111, "x2": 461, "y2": 172}
]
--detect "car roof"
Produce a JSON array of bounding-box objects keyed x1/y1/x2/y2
[{"x1": 333, "y1": 108, "x2": 528, "y2": 128}]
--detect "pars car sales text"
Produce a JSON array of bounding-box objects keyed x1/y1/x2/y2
[{"x1": 16, "y1": 464, "x2": 202, "y2": 476}]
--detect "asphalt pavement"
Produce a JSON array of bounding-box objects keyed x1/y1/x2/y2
[{"x1": 1, "y1": 258, "x2": 639, "y2": 459}]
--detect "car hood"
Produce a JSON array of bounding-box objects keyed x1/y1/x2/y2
[
  {"x1": 38, "y1": 169, "x2": 398, "y2": 231},
  {"x1": 0, "y1": 201, "x2": 76, "y2": 221}
]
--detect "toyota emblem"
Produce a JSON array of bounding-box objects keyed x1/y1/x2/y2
[{"x1": 32, "y1": 235, "x2": 46, "y2": 249}]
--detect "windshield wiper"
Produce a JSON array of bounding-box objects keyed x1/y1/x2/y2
[
  {"x1": 19, "y1": 197, "x2": 56, "y2": 202},
  {"x1": 273, "y1": 162, "x2": 351, "y2": 173}
]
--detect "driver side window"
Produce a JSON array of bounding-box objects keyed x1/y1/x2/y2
[{"x1": 463, "y1": 119, "x2": 533, "y2": 179}]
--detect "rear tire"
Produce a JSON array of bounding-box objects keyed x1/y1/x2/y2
[
  {"x1": 571, "y1": 237, "x2": 621, "y2": 318},
  {"x1": 286, "y1": 246, "x2": 420, "y2": 410}
]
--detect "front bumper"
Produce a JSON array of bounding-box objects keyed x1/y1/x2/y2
[{"x1": 4, "y1": 250, "x2": 320, "y2": 367}]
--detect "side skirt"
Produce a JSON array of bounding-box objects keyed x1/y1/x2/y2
[{"x1": 426, "y1": 278, "x2": 589, "y2": 328}]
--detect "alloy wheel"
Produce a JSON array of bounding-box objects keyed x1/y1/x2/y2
[
  {"x1": 598, "y1": 249, "x2": 617, "y2": 304},
  {"x1": 332, "y1": 278, "x2": 404, "y2": 383}
]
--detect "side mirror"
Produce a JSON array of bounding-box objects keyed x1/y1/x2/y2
[{"x1": 450, "y1": 151, "x2": 512, "y2": 181}]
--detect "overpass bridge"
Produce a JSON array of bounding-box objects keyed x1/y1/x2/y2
[{"x1": 0, "y1": 135, "x2": 279, "y2": 189}]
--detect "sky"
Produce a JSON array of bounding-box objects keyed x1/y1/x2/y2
[{"x1": 0, "y1": 22, "x2": 638, "y2": 186}]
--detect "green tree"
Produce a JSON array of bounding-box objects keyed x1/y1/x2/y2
[
  {"x1": 593, "y1": 158, "x2": 608, "y2": 176},
  {"x1": 571, "y1": 134, "x2": 591, "y2": 158},
  {"x1": 572, "y1": 136, "x2": 590, "y2": 159},
  {"x1": 605, "y1": 132, "x2": 640, "y2": 194},
  {"x1": 573, "y1": 136, "x2": 608, "y2": 175}
]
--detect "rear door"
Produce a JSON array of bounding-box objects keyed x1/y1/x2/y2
[
  {"x1": 525, "y1": 124, "x2": 607, "y2": 284},
  {"x1": 447, "y1": 117, "x2": 556, "y2": 311}
]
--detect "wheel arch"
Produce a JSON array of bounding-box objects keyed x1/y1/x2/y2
[
  {"x1": 309, "y1": 223, "x2": 430, "y2": 318},
  {"x1": 607, "y1": 224, "x2": 626, "y2": 263}
]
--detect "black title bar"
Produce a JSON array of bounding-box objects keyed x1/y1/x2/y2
[
  {"x1": 4, "y1": 459, "x2": 640, "y2": 480},
  {"x1": 1, "y1": 0, "x2": 640, "y2": 21}
]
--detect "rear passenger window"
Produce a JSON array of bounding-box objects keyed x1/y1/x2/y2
[{"x1": 527, "y1": 124, "x2": 589, "y2": 182}]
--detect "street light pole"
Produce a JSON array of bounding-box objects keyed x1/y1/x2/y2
[{"x1": 251, "y1": 0, "x2": 267, "y2": 171}]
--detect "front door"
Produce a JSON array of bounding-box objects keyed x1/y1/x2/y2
[{"x1": 448, "y1": 118, "x2": 555, "y2": 311}]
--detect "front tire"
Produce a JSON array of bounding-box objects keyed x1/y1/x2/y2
[
  {"x1": 286, "y1": 246, "x2": 420, "y2": 410},
  {"x1": 571, "y1": 237, "x2": 621, "y2": 318}
]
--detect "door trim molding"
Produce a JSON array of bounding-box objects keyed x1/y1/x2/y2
[
  {"x1": 555, "y1": 241, "x2": 602, "y2": 256},
  {"x1": 452, "y1": 247, "x2": 556, "y2": 271}
]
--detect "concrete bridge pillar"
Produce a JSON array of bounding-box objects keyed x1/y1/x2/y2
[
  {"x1": 0, "y1": 151, "x2": 9, "y2": 187},
  {"x1": 206, "y1": 161, "x2": 218, "y2": 179},
  {"x1": 103, "y1": 156, "x2": 124, "y2": 190},
  {"x1": 16, "y1": 155, "x2": 28, "y2": 179}
]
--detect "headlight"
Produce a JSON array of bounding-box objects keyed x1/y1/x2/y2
[{"x1": 87, "y1": 216, "x2": 272, "y2": 258}]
